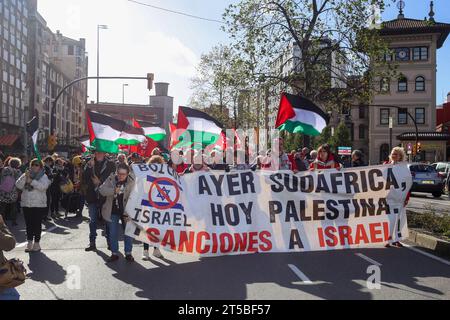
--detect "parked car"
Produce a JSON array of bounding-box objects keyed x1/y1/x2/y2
[
  {"x1": 431, "y1": 162, "x2": 450, "y2": 184},
  {"x1": 408, "y1": 163, "x2": 445, "y2": 197}
]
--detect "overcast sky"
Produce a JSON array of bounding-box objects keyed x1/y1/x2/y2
[{"x1": 37, "y1": 0, "x2": 450, "y2": 113}]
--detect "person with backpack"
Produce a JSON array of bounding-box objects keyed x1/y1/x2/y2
[
  {"x1": 0, "y1": 215, "x2": 20, "y2": 300},
  {"x1": 15, "y1": 159, "x2": 50, "y2": 252},
  {"x1": 82, "y1": 151, "x2": 116, "y2": 252},
  {"x1": 0, "y1": 158, "x2": 22, "y2": 226}
]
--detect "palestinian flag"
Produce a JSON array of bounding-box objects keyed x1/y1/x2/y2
[
  {"x1": 117, "y1": 124, "x2": 147, "y2": 146},
  {"x1": 26, "y1": 116, "x2": 41, "y2": 161},
  {"x1": 138, "y1": 121, "x2": 166, "y2": 142},
  {"x1": 275, "y1": 93, "x2": 329, "y2": 136},
  {"x1": 78, "y1": 136, "x2": 93, "y2": 154},
  {"x1": 169, "y1": 122, "x2": 179, "y2": 150},
  {"x1": 175, "y1": 106, "x2": 223, "y2": 149},
  {"x1": 87, "y1": 111, "x2": 145, "y2": 153},
  {"x1": 130, "y1": 119, "x2": 169, "y2": 157}
]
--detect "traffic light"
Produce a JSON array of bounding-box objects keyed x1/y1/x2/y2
[
  {"x1": 147, "y1": 73, "x2": 154, "y2": 91},
  {"x1": 48, "y1": 134, "x2": 57, "y2": 151},
  {"x1": 417, "y1": 142, "x2": 421, "y2": 153}
]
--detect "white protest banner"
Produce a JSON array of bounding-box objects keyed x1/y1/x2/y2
[{"x1": 125, "y1": 164, "x2": 412, "y2": 256}]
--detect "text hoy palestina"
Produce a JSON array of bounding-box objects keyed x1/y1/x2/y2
[{"x1": 130, "y1": 166, "x2": 408, "y2": 255}]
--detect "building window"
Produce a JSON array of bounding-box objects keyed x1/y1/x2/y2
[
  {"x1": 359, "y1": 105, "x2": 365, "y2": 119},
  {"x1": 380, "y1": 108, "x2": 390, "y2": 125},
  {"x1": 359, "y1": 124, "x2": 366, "y2": 139},
  {"x1": 413, "y1": 47, "x2": 428, "y2": 61},
  {"x1": 68, "y1": 45, "x2": 74, "y2": 55},
  {"x1": 415, "y1": 76, "x2": 425, "y2": 91},
  {"x1": 398, "y1": 108, "x2": 408, "y2": 125},
  {"x1": 398, "y1": 76, "x2": 408, "y2": 92},
  {"x1": 380, "y1": 78, "x2": 390, "y2": 93},
  {"x1": 415, "y1": 108, "x2": 425, "y2": 124}
]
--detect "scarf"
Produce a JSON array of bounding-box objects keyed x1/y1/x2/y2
[{"x1": 30, "y1": 169, "x2": 45, "y2": 181}]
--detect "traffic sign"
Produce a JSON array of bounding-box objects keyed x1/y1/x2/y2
[{"x1": 338, "y1": 147, "x2": 352, "y2": 156}]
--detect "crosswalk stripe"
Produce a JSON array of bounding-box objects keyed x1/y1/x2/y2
[
  {"x1": 288, "y1": 264, "x2": 313, "y2": 284},
  {"x1": 17, "y1": 225, "x2": 59, "y2": 248}
]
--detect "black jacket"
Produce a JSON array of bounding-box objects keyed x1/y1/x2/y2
[
  {"x1": 351, "y1": 159, "x2": 365, "y2": 168},
  {"x1": 82, "y1": 159, "x2": 116, "y2": 205}
]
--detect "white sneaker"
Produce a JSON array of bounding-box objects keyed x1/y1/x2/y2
[
  {"x1": 32, "y1": 242, "x2": 41, "y2": 252},
  {"x1": 142, "y1": 250, "x2": 150, "y2": 260},
  {"x1": 25, "y1": 241, "x2": 33, "y2": 252},
  {"x1": 153, "y1": 247, "x2": 163, "y2": 258}
]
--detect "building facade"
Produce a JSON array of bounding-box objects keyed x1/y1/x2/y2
[
  {"x1": 28, "y1": 0, "x2": 88, "y2": 148},
  {"x1": 0, "y1": 0, "x2": 30, "y2": 153},
  {"x1": 368, "y1": 4, "x2": 450, "y2": 164}
]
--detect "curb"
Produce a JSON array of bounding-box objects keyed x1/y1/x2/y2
[{"x1": 407, "y1": 229, "x2": 450, "y2": 259}]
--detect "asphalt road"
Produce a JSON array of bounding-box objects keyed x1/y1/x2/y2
[
  {"x1": 407, "y1": 192, "x2": 450, "y2": 215},
  {"x1": 4, "y1": 208, "x2": 450, "y2": 300}
]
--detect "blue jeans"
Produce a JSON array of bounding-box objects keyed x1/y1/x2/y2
[
  {"x1": 0, "y1": 288, "x2": 20, "y2": 300},
  {"x1": 109, "y1": 214, "x2": 133, "y2": 255},
  {"x1": 88, "y1": 203, "x2": 110, "y2": 245}
]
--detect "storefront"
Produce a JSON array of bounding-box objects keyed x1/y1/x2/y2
[{"x1": 397, "y1": 132, "x2": 450, "y2": 163}]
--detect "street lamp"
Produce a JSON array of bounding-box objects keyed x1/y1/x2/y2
[
  {"x1": 97, "y1": 24, "x2": 108, "y2": 104},
  {"x1": 389, "y1": 116, "x2": 393, "y2": 152},
  {"x1": 122, "y1": 84, "x2": 129, "y2": 104}
]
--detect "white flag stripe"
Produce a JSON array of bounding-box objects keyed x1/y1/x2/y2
[
  {"x1": 186, "y1": 117, "x2": 222, "y2": 135},
  {"x1": 118, "y1": 132, "x2": 146, "y2": 142},
  {"x1": 31, "y1": 131, "x2": 38, "y2": 146},
  {"x1": 91, "y1": 122, "x2": 122, "y2": 140},
  {"x1": 290, "y1": 108, "x2": 327, "y2": 132},
  {"x1": 142, "y1": 127, "x2": 166, "y2": 136}
]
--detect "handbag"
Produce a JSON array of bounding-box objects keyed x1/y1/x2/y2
[
  {"x1": 0, "y1": 259, "x2": 27, "y2": 289},
  {"x1": 60, "y1": 177, "x2": 74, "y2": 194}
]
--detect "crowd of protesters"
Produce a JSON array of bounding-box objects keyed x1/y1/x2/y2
[{"x1": 0, "y1": 142, "x2": 412, "y2": 299}]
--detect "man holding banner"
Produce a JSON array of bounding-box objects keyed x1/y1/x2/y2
[{"x1": 123, "y1": 161, "x2": 412, "y2": 257}]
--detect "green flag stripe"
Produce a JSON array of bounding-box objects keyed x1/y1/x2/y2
[
  {"x1": 145, "y1": 133, "x2": 166, "y2": 142},
  {"x1": 92, "y1": 138, "x2": 120, "y2": 153},
  {"x1": 277, "y1": 120, "x2": 321, "y2": 136}
]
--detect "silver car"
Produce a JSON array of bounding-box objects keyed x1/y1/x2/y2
[{"x1": 408, "y1": 163, "x2": 444, "y2": 198}]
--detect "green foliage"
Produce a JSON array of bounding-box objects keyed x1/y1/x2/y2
[
  {"x1": 222, "y1": 0, "x2": 399, "y2": 112},
  {"x1": 407, "y1": 210, "x2": 450, "y2": 240},
  {"x1": 314, "y1": 126, "x2": 332, "y2": 149},
  {"x1": 188, "y1": 44, "x2": 258, "y2": 129},
  {"x1": 330, "y1": 122, "x2": 352, "y2": 151},
  {"x1": 283, "y1": 133, "x2": 303, "y2": 152}
]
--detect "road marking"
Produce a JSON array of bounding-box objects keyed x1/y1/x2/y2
[
  {"x1": 288, "y1": 264, "x2": 313, "y2": 284},
  {"x1": 402, "y1": 243, "x2": 450, "y2": 266},
  {"x1": 355, "y1": 253, "x2": 382, "y2": 267},
  {"x1": 17, "y1": 225, "x2": 59, "y2": 248}
]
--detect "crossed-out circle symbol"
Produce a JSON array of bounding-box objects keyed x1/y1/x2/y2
[{"x1": 148, "y1": 177, "x2": 180, "y2": 210}]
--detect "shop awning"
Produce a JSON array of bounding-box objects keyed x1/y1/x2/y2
[
  {"x1": 397, "y1": 132, "x2": 450, "y2": 141},
  {"x1": 0, "y1": 134, "x2": 20, "y2": 146}
]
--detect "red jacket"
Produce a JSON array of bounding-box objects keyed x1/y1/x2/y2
[
  {"x1": 288, "y1": 154, "x2": 298, "y2": 171},
  {"x1": 310, "y1": 154, "x2": 340, "y2": 170},
  {"x1": 176, "y1": 163, "x2": 188, "y2": 174}
]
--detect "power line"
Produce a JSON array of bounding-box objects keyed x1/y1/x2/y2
[{"x1": 127, "y1": 0, "x2": 225, "y2": 24}]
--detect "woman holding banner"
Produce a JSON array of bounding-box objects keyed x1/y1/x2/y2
[
  {"x1": 384, "y1": 147, "x2": 409, "y2": 248},
  {"x1": 309, "y1": 144, "x2": 341, "y2": 171},
  {"x1": 98, "y1": 163, "x2": 136, "y2": 262}
]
